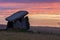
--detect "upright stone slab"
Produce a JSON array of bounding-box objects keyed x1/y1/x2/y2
[
  {"x1": 21, "y1": 16, "x2": 30, "y2": 30},
  {"x1": 13, "y1": 16, "x2": 30, "y2": 30},
  {"x1": 6, "y1": 21, "x2": 13, "y2": 29}
]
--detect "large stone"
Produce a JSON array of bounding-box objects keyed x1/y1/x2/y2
[
  {"x1": 6, "y1": 11, "x2": 28, "y2": 22},
  {"x1": 6, "y1": 11, "x2": 30, "y2": 30}
]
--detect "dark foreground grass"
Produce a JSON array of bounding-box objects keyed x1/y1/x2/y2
[{"x1": 0, "y1": 31, "x2": 60, "y2": 40}]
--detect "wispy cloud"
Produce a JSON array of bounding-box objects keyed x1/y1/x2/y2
[{"x1": 0, "y1": 2, "x2": 60, "y2": 15}]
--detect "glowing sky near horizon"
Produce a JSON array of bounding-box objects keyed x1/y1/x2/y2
[{"x1": 0, "y1": 0, "x2": 60, "y2": 27}]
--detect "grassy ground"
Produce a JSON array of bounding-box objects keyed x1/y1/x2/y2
[{"x1": 0, "y1": 31, "x2": 60, "y2": 40}]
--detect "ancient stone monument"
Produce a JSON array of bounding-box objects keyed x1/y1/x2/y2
[{"x1": 5, "y1": 11, "x2": 30, "y2": 31}]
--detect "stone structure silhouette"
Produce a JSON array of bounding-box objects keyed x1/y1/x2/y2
[{"x1": 5, "y1": 11, "x2": 30, "y2": 31}]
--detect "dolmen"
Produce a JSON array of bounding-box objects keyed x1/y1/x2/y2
[{"x1": 5, "y1": 11, "x2": 30, "y2": 31}]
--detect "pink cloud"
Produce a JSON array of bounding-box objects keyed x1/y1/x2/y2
[{"x1": 0, "y1": 2, "x2": 60, "y2": 15}]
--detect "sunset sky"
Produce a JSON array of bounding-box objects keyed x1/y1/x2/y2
[{"x1": 0, "y1": 0, "x2": 60, "y2": 27}]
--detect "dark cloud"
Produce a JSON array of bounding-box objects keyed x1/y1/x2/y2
[{"x1": 0, "y1": 0, "x2": 60, "y2": 3}]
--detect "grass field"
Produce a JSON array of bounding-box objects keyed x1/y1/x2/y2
[
  {"x1": 0, "y1": 31, "x2": 60, "y2": 40},
  {"x1": 0, "y1": 24, "x2": 60, "y2": 40}
]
